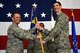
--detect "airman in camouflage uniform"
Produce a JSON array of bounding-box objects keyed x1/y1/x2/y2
[
  {"x1": 43, "y1": 12, "x2": 71, "y2": 53},
  {"x1": 37, "y1": 1, "x2": 71, "y2": 53},
  {"x1": 6, "y1": 12, "x2": 35, "y2": 53},
  {"x1": 27, "y1": 23, "x2": 50, "y2": 53}
]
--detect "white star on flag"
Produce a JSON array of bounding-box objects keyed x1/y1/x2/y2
[
  {"x1": 41, "y1": 12, "x2": 46, "y2": 18},
  {"x1": 7, "y1": 12, "x2": 12, "y2": 17},
  {"x1": 0, "y1": 3, "x2": 4, "y2": 8},
  {"x1": 24, "y1": 12, "x2": 29, "y2": 18},
  {"x1": 32, "y1": 3, "x2": 37, "y2": 8},
  {"x1": 15, "y1": 3, "x2": 21, "y2": 8}
]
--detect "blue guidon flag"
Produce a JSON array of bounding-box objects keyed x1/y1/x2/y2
[{"x1": 72, "y1": 12, "x2": 78, "y2": 53}]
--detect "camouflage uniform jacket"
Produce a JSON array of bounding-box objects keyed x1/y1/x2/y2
[
  {"x1": 27, "y1": 31, "x2": 50, "y2": 53},
  {"x1": 43, "y1": 12, "x2": 71, "y2": 53},
  {"x1": 6, "y1": 23, "x2": 35, "y2": 53}
]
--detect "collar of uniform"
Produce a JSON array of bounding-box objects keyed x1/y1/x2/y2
[
  {"x1": 56, "y1": 12, "x2": 63, "y2": 21},
  {"x1": 57, "y1": 12, "x2": 63, "y2": 17},
  {"x1": 12, "y1": 23, "x2": 18, "y2": 27}
]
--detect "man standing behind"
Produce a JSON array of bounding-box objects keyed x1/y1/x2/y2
[
  {"x1": 27, "y1": 23, "x2": 50, "y2": 53},
  {"x1": 6, "y1": 12, "x2": 35, "y2": 53},
  {"x1": 34, "y1": 23, "x2": 49, "y2": 53},
  {"x1": 37, "y1": 1, "x2": 71, "y2": 53}
]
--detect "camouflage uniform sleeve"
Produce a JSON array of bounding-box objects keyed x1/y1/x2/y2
[
  {"x1": 24, "y1": 27, "x2": 37, "y2": 34},
  {"x1": 44, "y1": 15, "x2": 69, "y2": 41},
  {"x1": 12, "y1": 27, "x2": 35, "y2": 40},
  {"x1": 41, "y1": 29, "x2": 51, "y2": 40},
  {"x1": 43, "y1": 29, "x2": 50, "y2": 35}
]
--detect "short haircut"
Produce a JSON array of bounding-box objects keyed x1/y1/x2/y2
[
  {"x1": 54, "y1": 1, "x2": 62, "y2": 6},
  {"x1": 39, "y1": 23, "x2": 44, "y2": 28},
  {"x1": 11, "y1": 12, "x2": 20, "y2": 17}
]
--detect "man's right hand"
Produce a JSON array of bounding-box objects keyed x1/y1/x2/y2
[{"x1": 41, "y1": 40, "x2": 46, "y2": 44}]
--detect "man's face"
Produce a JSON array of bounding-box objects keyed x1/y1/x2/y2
[
  {"x1": 12, "y1": 13, "x2": 21, "y2": 24},
  {"x1": 53, "y1": 3, "x2": 62, "y2": 13}
]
